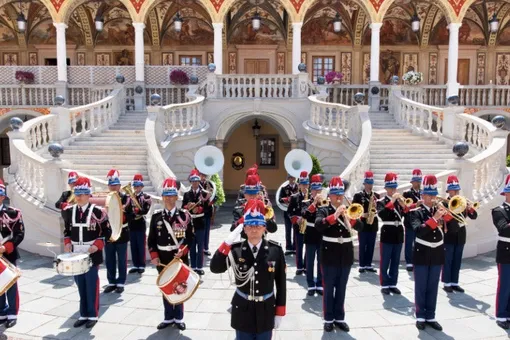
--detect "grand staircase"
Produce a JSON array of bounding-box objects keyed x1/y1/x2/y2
[
  {"x1": 42, "y1": 110, "x2": 157, "y2": 195},
  {"x1": 369, "y1": 112, "x2": 453, "y2": 192}
]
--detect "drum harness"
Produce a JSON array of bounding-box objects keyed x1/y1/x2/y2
[{"x1": 71, "y1": 204, "x2": 97, "y2": 249}]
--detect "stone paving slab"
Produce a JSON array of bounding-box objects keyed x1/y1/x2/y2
[{"x1": 1, "y1": 204, "x2": 509, "y2": 339}]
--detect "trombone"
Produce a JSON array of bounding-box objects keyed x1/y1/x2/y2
[{"x1": 433, "y1": 196, "x2": 467, "y2": 225}]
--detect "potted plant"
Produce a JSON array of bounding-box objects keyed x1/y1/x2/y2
[
  {"x1": 170, "y1": 69, "x2": 189, "y2": 85},
  {"x1": 15, "y1": 71, "x2": 35, "y2": 85},
  {"x1": 209, "y1": 173, "x2": 225, "y2": 227},
  {"x1": 402, "y1": 70, "x2": 423, "y2": 85},
  {"x1": 325, "y1": 71, "x2": 344, "y2": 84},
  {"x1": 310, "y1": 154, "x2": 327, "y2": 187}
]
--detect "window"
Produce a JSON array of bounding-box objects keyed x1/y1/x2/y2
[
  {"x1": 180, "y1": 56, "x2": 202, "y2": 66},
  {"x1": 312, "y1": 56, "x2": 335, "y2": 82},
  {"x1": 257, "y1": 135, "x2": 278, "y2": 168}
]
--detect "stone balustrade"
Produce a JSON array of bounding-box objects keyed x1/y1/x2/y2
[
  {"x1": 308, "y1": 93, "x2": 352, "y2": 137},
  {"x1": 156, "y1": 93, "x2": 206, "y2": 135},
  {"x1": 0, "y1": 84, "x2": 57, "y2": 106}
]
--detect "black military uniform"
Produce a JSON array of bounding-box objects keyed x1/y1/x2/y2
[
  {"x1": 55, "y1": 190, "x2": 72, "y2": 209},
  {"x1": 210, "y1": 238, "x2": 286, "y2": 335},
  {"x1": 287, "y1": 191, "x2": 306, "y2": 273},
  {"x1": 403, "y1": 187, "x2": 421, "y2": 270},
  {"x1": 352, "y1": 189, "x2": 380, "y2": 272},
  {"x1": 377, "y1": 196, "x2": 406, "y2": 293},
  {"x1": 231, "y1": 199, "x2": 277, "y2": 234},
  {"x1": 492, "y1": 201, "x2": 510, "y2": 328},
  {"x1": 104, "y1": 191, "x2": 134, "y2": 292},
  {"x1": 302, "y1": 195, "x2": 323, "y2": 293},
  {"x1": 62, "y1": 202, "x2": 111, "y2": 327},
  {"x1": 128, "y1": 189, "x2": 151, "y2": 273},
  {"x1": 442, "y1": 195, "x2": 477, "y2": 292},
  {"x1": 409, "y1": 203, "x2": 444, "y2": 330},
  {"x1": 316, "y1": 203, "x2": 362, "y2": 331},
  {"x1": 148, "y1": 208, "x2": 193, "y2": 330},
  {"x1": 279, "y1": 180, "x2": 298, "y2": 254},
  {"x1": 182, "y1": 187, "x2": 208, "y2": 273}
]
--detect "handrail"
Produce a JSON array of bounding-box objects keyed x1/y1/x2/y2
[
  {"x1": 308, "y1": 94, "x2": 352, "y2": 136},
  {"x1": 159, "y1": 93, "x2": 206, "y2": 135},
  {"x1": 340, "y1": 107, "x2": 371, "y2": 198}
]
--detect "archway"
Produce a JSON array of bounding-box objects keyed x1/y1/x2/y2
[{"x1": 218, "y1": 114, "x2": 297, "y2": 194}]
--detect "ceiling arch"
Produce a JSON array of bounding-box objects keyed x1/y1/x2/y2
[
  {"x1": 0, "y1": 0, "x2": 58, "y2": 21},
  {"x1": 299, "y1": 0, "x2": 376, "y2": 24},
  {"x1": 217, "y1": 0, "x2": 298, "y2": 24},
  {"x1": 59, "y1": 0, "x2": 138, "y2": 23},
  {"x1": 378, "y1": 0, "x2": 456, "y2": 24}
]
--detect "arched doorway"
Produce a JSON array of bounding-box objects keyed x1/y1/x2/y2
[{"x1": 220, "y1": 116, "x2": 295, "y2": 195}]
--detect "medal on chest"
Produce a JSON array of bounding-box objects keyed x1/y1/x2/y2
[{"x1": 267, "y1": 261, "x2": 275, "y2": 272}]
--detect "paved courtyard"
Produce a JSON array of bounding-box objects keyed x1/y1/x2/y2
[{"x1": 0, "y1": 202, "x2": 508, "y2": 340}]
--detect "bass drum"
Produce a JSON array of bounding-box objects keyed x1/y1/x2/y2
[
  {"x1": 89, "y1": 192, "x2": 123, "y2": 242},
  {"x1": 157, "y1": 258, "x2": 200, "y2": 305},
  {"x1": 275, "y1": 180, "x2": 289, "y2": 212}
]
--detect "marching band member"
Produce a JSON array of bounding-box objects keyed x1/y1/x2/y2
[
  {"x1": 231, "y1": 175, "x2": 277, "y2": 234},
  {"x1": 236, "y1": 165, "x2": 260, "y2": 201},
  {"x1": 128, "y1": 174, "x2": 152, "y2": 274},
  {"x1": 403, "y1": 169, "x2": 422, "y2": 272},
  {"x1": 211, "y1": 199, "x2": 286, "y2": 340},
  {"x1": 104, "y1": 169, "x2": 134, "y2": 294},
  {"x1": 352, "y1": 171, "x2": 380, "y2": 273},
  {"x1": 0, "y1": 179, "x2": 24, "y2": 329},
  {"x1": 148, "y1": 178, "x2": 193, "y2": 331},
  {"x1": 287, "y1": 171, "x2": 308, "y2": 275},
  {"x1": 302, "y1": 174, "x2": 324, "y2": 296},
  {"x1": 442, "y1": 175, "x2": 477, "y2": 293},
  {"x1": 492, "y1": 174, "x2": 510, "y2": 329},
  {"x1": 200, "y1": 172, "x2": 216, "y2": 257},
  {"x1": 62, "y1": 177, "x2": 111, "y2": 329},
  {"x1": 55, "y1": 171, "x2": 78, "y2": 211},
  {"x1": 182, "y1": 169, "x2": 208, "y2": 275},
  {"x1": 278, "y1": 174, "x2": 298, "y2": 255},
  {"x1": 316, "y1": 177, "x2": 362, "y2": 332},
  {"x1": 377, "y1": 173, "x2": 408, "y2": 295},
  {"x1": 409, "y1": 175, "x2": 446, "y2": 331}
]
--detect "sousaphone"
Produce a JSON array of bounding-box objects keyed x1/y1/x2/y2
[
  {"x1": 276, "y1": 149, "x2": 313, "y2": 211},
  {"x1": 180, "y1": 146, "x2": 225, "y2": 200}
]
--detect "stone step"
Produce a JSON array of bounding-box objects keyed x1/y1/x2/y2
[
  {"x1": 370, "y1": 144, "x2": 449, "y2": 150},
  {"x1": 371, "y1": 136, "x2": 442, "y2": 142},
  {"x1": 76, "y1": 136, "x2": 146, "y2": 142},
  {"x1": 371, "y1": 153, "x2": 453, "y2": 160},
  {"x1": 371, "y1": 159, "x2": 448, "y2": 165},
  {"x1": 62, "y1": 149, "x2": 147, "y2": 156},
  {"x1": 65, "y1": 145, "x2": 144, "y2": 151},
  {"x1": 73, "y1": 169, "x2": 150, "y2": 176},
  {"x1": 71, "y1": 141, "x2": 144, "y2": 147},
  {"x1": 61, "y1": 158, "x2": 147, "y2": 168},
  {"x1": 101, "y1": 130, "x2": 145, "y2": 134},
  {"x1": 370, "y1": 170, "x2": 447, "y2": 177},
  {"x1": 116, "y1": 119, "x2": 147, "y2": 124},
  {"x1": 109, "y1": 127, "x2": 146, "y2": 131}
]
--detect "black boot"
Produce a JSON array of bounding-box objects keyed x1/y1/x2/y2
[
  {"x1": 73, "y1": 319, "x2": 87, "y2": 328},
  {"x1": 426, "y1": 321, "x2": 443, "y2": 331},
  {"x1": 324, "y1": 323, "x2": 334, "y2": 332}
]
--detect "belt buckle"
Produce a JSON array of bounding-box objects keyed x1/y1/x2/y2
[
  {"x1": 256, "y1": 296, "x2": 263, "y2": 302},
  {"x1": 337, "y1": 237, "x2": 343, "y2": 244},
  {"x1": 248, "y1": 295, "x2": 253, "y2": 301}
]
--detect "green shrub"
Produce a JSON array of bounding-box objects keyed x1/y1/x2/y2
[
  {"x1": 507, "y1": 155, "x2": 510, "y2": 167},
  {"x1": 310, "y1": 154, "x2": 327, "y2": 187},
  {"x1": 210, "y1": 173, "x2": 225, "y2": 207}
]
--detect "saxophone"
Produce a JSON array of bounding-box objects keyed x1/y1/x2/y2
[
  {"x1": 299, "y1": 189, "x2": 309, "y2": 234},
  {"x1": 367, "y1": 191, "x2": 376, "y2": 225}
]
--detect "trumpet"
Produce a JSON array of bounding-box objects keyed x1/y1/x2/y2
[
  {"x1": 433, "y1": 196, "x2": 467, "y2": 225},
  {"x1": 343, "y1": 197, "x2": 365, "y2": 220},
  {"x1": 66, "y1": 192, "x2": 76, "y2": 204},
  {"x1": 393, "y1": 193, "x2": 413, "y2": 207},
  {"x1": 466, "y1": 198, "x2": 480, "y2": 210},
  {"x1": 122, "y1": 182, "x2": 142, "y2": 211}
]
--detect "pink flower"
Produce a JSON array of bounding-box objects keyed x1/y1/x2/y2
[
  {"x1": 170, "y1": 69, "x2": 189, "y2": 85},
  {"x1": 325, "y1": 71, "x2": 344, "y2": 84}
]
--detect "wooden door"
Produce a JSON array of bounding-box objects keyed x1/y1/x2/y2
[
  {"x1": 445, "y1": 59, "x2": 470, "y2": 84},
  {"x1": 244, "y1": 59, "x2": 270, "y2": 74}
]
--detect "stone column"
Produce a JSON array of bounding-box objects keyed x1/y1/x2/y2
[
  {"x1": 54, "y1": 23, "x2": 68, "y2": 82},
  {"x1": 292, "y1": 22, "x2": 303, "y2": 74},
  {"x1": 213, "y1": 23, "x2": 223, "y2": 74},
  {"x1": 133, "y1": 22, "x2": 146, "y2": 110},
  {"x1": 369, "y1": 23, "x2": 383, "y2": 111},
  {"x1": 447, "y1": 23, "x2": 462, "y2": 97}
]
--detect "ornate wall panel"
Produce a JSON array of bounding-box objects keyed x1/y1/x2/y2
[
  {"x1": 428, "y1": 52, "x2": 438, "y2": 85},
  {"x1": 341, "y1": 52, "x2": 352, "y2": 84},
  {"x1": 476, "y1": 52, "x2": 486, "y2": 85},
  {"x1": 403, "y1": 53, "x2": 418, "y2": 72},
  {"x1": 496, "y1": 53, "x2": 510, "y2": 85},
  {"x1": 277, "y1": 52, "x2": 285, "y2": 74},
  {"x1": 228, "y1": 52, "x2": 237, "y2": 74},
  {"x1": 362, "y1": 52, "x2": 370, "y2": 84}
]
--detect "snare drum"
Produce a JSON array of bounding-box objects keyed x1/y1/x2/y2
[
  {"x1": 55, "y1": 253, "x2": 91, "y2": 276},
  {"x1": 157, "y1": 258, "x2": 200, "y2": 305},
  {"x1": 0, "y1": 257, "x2": 21, "y2": 295}
]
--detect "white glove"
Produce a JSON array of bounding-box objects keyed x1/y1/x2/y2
[
  {"x1": 274, "y1": 315, "x2": 283, "y2": 329},
  {"x1": 226, "y1": 224, "x2": 244, "y2": 245}
]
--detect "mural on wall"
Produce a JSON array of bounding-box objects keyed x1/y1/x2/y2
[
  {"x1": 144, "y1": 53, "x2": 151, "y2": 65},
  {"x1": 430, "y1": 19, "x2": 485, "y2": 45},
  {"x1": 476, "y1": 53, "x2": 486, "y2": 85},
  {"x1": 229, "y1": 52, "x2": 237, "y2": 74},
  {"x1": 229, "y1": 20, "x2": 285, "y2": 45},
  {"x1": 301, "y1": 52, "x2": 307, "y2": 64},
  {"x1": 380, "y1": 51, "x2": 401, "y2": 84},
  {"x1": 403, "y1": 53, "x2": 418, "y2": 73},
  {"x1": 428, "y1": 52, "x2": 438, "y2": 85},
  {"x1": 77, "y1": 52, "x2": 85, "y2": 66},
  {"x1": 3, "y1": 53, "x2": 17, "y2": 65},
  {"x1": 365, "y1": 19, "x2": 418, "y2": 45},
  {"x1": 96, "y1": 19, "x2": 135, "y2": 46},
  {"x1": 0, "y1": 23, "x2": 17, "y2": 46},
  {"x1": 207, "y1": 52, "x2": 214, "y2": 64},
  {"x1": 363, "y1": 53, "x2": 370, "y2": 84},
  {"x1": 29, "y1": 53, "x2": 38, "y2": 66},
  {"x1": 114, "y1": 49, "x2": 134, "y2": 65},
  {"x1": 162, "y1": 52, "x2": 174, "y2": 65},
  {"x1": 277, "y1": 52, "x2": 285, "y2": 74},
  {"x1": 96, "y1": 53, "x2": 111, "y2": 66},
  {"x1": 340, "y1": 52, "x2": 352, "y2": 84},
  {"x1": 29, "y1": 20, "x2": 84, "y2": 46},
  {"x1": 496, "y1": 53, "x2": 510, "y2": 85},
  {"x1": 301, "y1": 15, "x2": 351, "y2": 45},
  {"x1": 498, "y1": 26, "x2": 510, "y2": 45},
  {"x1": 162, "y1": 17, "x2": 213, "y2": 46}
]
